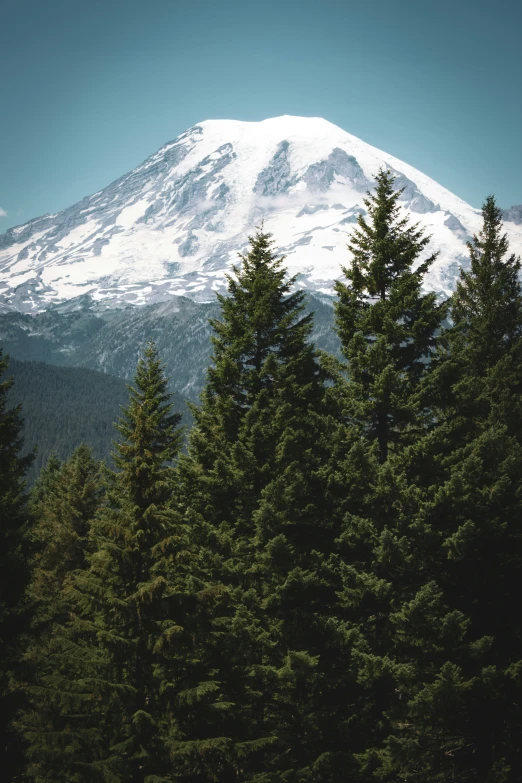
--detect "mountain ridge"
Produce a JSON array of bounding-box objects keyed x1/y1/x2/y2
[{"x1": 2, "y1": 115, "x2": 521, "y2": 314}]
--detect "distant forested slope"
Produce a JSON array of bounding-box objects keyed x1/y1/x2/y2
[{"x1": 6, "y1": 359, "x2": 187, "y2": 482}]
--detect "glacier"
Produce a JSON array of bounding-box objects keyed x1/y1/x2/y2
[{"x1": 1, "y1": 115, "x2": 521, "y2": 314}]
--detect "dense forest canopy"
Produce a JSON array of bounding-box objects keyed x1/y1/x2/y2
[{"x1": 2, "y1": 175, "x2": 522, "y2": 782}]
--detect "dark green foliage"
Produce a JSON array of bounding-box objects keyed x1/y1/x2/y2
[
  {"x1": 174, "y1": 229, "x2": 347, "y2": 781},
  {"x1": 6, "y1": 359, "x2": 187, "y2": 484},
  {"x1": 5, "y1": 190, "x2": 522, "y2": 783},
  {"x1": 184, "y1": 228, "x2": 325, "y2": 527},
  {"x1": 0, "y1": 350, "x2": 34, "y2": 779},
  {"x1": 329, "y1": 171, "x2": 455, "y2": 779},
  {"x1": 6, "y1": 360, "x2": 134, "y2": 482},
  {"x1": 19, "y1": 446, "x2": 104, "y2": 782},
  {"x1": 28, "y1": 445, "x2": 103, "y2": 609},
  {"x1": 61, "y1": 342, "x2": 184, "y2": 782},
  {"x1": 334, "y1": 168, "x2": 446, "y2": 462},
  {"x1": 453, "y1": 195, "x2": 522, "y2": 371},
  {"x1": 429, "y1": 195, "x2": 522, "y2": 447},
  {"x1": 379, "y1": 196, "x2": 522, "y2": 781},
  {"x1": 18, "y1": 345, "x2": 185, "y2": 782}
]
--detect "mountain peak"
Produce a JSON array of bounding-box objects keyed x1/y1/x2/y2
[
  {"x1": 0, "y1": 116, "x2": 519, "y2": 314},
  {"x1": 197, "y1": 115, "x2": 342, "y2": 132}
]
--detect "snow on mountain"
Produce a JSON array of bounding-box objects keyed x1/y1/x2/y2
[
  {"x1": 503, "y1": 205, "x2": 522, "y2": 225},
  {"x1": 1, "y1": 115, "x2": 521, "y2": 313}
]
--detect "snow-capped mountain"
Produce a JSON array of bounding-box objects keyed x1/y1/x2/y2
[{"x1": 1, "y1": 116, "x2": 521, "y2": 313}]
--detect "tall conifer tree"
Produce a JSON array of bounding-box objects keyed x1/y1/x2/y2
[
  {"x1": 71, "y1": 342, "x2": 183, "y2": 782},
  {"x1": 182, "y1": 227, "x2": 324, "y2": 526},
  {"x1": 454, "y1": 195, "x2": 522, "y2": 370},
  {"x1": 330, "y1": 171, "x2": 455, "y2": 778},
  {"x1": 20, "y1": 446, "x2": 104, "y2": 782},
  {"x1": 174, "y1": 229, "x2": 350, "y2": 781},
  {"x1": 21, "y1": 344, "x2": 184, "y2": 782},
  {"x1": 334, "y1": 168, "x2": 445, "y2": 462},
  {"x1": 381, "y1": 197, "x2": 522, "y2": 781},
  {"x1": 435, "y1": 194, "x2": 522, "y2": 442}
]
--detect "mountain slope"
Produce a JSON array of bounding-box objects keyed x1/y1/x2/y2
[
  {"x1": 0, "y1": 293, "x2": 340, "y2": 401},
  {"x1": 6, "y1": 359, "x2": 188, "y2": 482},
  {"x1": 2, "y1": 116, "x2": 520, "y2": 313}
]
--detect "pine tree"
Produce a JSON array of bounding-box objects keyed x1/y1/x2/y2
[
  {"x1": 334, "y1": 168, "x2": 446, "y2": 463},
  {"x1": 182, "y1": 227, "x2": 324, "y2": 527},
  {"x1": 329, "y1": 171, "x2": 456, "y2": 778},
  {"x1": 19, "y1": 344, "x2": 184, "y2": 782},
  {"x1": 430, "y1": 194, "x2": 522, "y2": 447},
  {"x1": 379, "y1": 196, "x2": 522, "y2": 781},
  {"x1": 454, "y1": 195, "x2": 522, "y2": 372},
  {"x1": 0, "y1": 349, "x2": 34, "y2": 779},
  {"x1": 29, "y1": 446, "x2": 103, "y2": 605},
  {"x1": 19, "y1": 446, "x2": 104, "y2": 782},
  {"x1": 430, "y1": 197, "x2": 522, "y2": 666},
  {"x1": 28, "y1": 452, "x2": 62, "y2": 511},
  {"x1": 64, "y1": 342, "x2": 184, "y2": 782},
  {"x1": 173, "y1": 228, "x2": 351, "y2": 781}
]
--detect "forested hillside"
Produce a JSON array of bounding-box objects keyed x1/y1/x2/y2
[
  {"x1": 6, "y1": 359, "x2": 187, "y2": 482},
  {"x1": 0, "y1": 294, "x2": 340, "y2": 401}
]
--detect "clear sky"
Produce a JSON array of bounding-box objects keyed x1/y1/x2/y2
[{"x1": 1, "y1": 0, "x2": 521, "y2": 231}]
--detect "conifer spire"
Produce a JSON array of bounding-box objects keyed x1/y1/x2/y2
[
  {"x1": 335, "y1": 168, "x2": 445, "y2": 462},
  {"x1": 175, "y1": 228, "x2": 344, "y2": 780},
  {"x1": 78, "y1": 341, "x2": 182, "y2": 782},
  {"x1": 453, "y1": 194, "x2": 522, "y2": 369},
  {"x1": 21, "y1": 343, "x2": 184, "y2": 782},
  {"x1": 19, "y1": 446, "x2": 104, "y2": 782},
  {"x1": 184, "y1": 226, "x2": 322, "y2": 528},
  {"x1": 376, "y1": 197, "x2": 522, "y2": 781}
]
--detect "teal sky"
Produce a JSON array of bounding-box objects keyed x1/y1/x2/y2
[{"x1": 1, "y1": 0, "x2": 521, "y2": 230}]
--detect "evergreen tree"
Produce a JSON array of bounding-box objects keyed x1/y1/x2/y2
[
  {"x1": 19, "y1": 345, "x2": 184, "y2": 782},
  {"x1": 173, "y1": 229, "x2": 351, "y2": 781},
  {"x1": 64, "y1": 342, "x2": 184, "y2": 782},
  {"x1": 0, "y1": 349, "x2": 34, "y2": 779},
  {"x1": 453, "y1": 195, "x2": 522, "y2": 373},
  {"x1": 28, "y1": 446, "x2": 102, "y2": 605},
  {"x1": 27, "y1": 452, "x2": 62, "y2": 510},
  {"x1": 329, "y1": 171, "x2": 455, "y2": 778},
  {"x1": 20, "y1": 447, "x2": 104, "y2": 781},
  {"x1": 430, "y1": 194, "x2": 522, "y2": 447},
  {"x1": 182, "y1": 227, "x2": 324, "y2": 527},
  {"x1": 334, "y1": 168, "x2": 446, "y2": 462},
  {"x1": 378, "y1": 197, "x2": 522, "y2": 781}
]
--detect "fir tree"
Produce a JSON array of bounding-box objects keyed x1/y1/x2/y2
[
  {"x1": 0, "y1": 349, "x2": 34, "y2": 779},
  {"x1": 65, "y1": 342, "x2": 184, "y2": 782},
  {"x1": 429, "y1": 194, "x2": 522, "y2": 448},
  {"x1": 28, "y1": 452, "x2": 62, "y2": 510},
  {"x1": 379, "y1": 196, "x2": 522, "y2": 781},
  {"x1": 19, "y1": 446, "x2": 104, "y2": 782},
  {"x1": 20, "y1": 344, "x2": 184, "y2": 782},
  {"x1": 174, "y1": 228, "x2": 349, "y2": 781},
  {"x1": 329, "y1": 171, "x2": 454, "y2": 778},
  {"x1": 453, "y1": 194, "x2": 522, "y2": 374},
  {"x1": 29, "y1": 446, "x2": 102, "y2": 602},
  {"x1": 334, "y1": 168, "x2": 446, "y2": 462},
  {"x1": 182, "y1": 227, "x2": 324, "y2": 527}
]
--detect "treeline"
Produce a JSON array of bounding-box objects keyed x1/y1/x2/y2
[
  {"x1": 2, "y1": 171, "x2": 522, "y2": 782},
  {"x1": 6, "y1": 360, "x2": 188, "y2": 484},
  {"x1": 6, "y1": 361, "x2": 131, "y2": 482}
]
